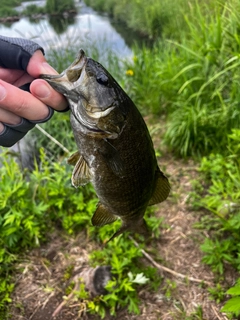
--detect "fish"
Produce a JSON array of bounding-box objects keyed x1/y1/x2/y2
[{"x1": 41, "y1": 49, "x2": 170, "y2": 241}]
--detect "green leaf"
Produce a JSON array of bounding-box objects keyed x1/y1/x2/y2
[{"x1": 221, "y1": 297, "x2": 240, "y2": 313}]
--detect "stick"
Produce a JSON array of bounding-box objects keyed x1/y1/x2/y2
[
  {"x1": 52, "y1": 281, "x2": 79, "y2": 318},
  {"x1": 129, "y1": 237, "x2": 212, "y2": 286},
  {"x1": 36, "y1": 124, "x2": 70, "y2": 154}
]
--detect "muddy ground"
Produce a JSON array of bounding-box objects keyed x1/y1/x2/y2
[{"x1": 9, "y1": 130, "x2": 237, "y2": 320}]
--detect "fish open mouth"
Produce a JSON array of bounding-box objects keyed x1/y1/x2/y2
[{"x1": 40, "y1": 49, "x2": 88, "y2": 91}]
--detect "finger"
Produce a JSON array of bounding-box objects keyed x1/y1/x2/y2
[
  {"x1": 26, "y1": 50, "x2": 57, "y2": 78},
  {"x1": 0, "y1": 107, "x2": 21, "y2": 125},
  {"x1": 30, "y1": 79, "x2": 68, "y2": 111},
  {"x1": 0, "y1": 80, "x2": 50, "y2": 121},
  {"x1": 0, "y1": 122, "x2": 4, "y2": 133}
]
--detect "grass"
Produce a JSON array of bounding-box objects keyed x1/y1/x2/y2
[
  {"x1": 121, "y1": 0, "x2": 240, "y2": 157},
  {"x1": 0, "y1": 0, "x2": 76, "y2": 18},
  {"x1": 84, "y1": 0, "x2": 190, "y2": 39}
]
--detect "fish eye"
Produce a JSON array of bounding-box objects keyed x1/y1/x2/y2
[{"x1": 96, "y1": 73, "x2": 109, "y2": 86}]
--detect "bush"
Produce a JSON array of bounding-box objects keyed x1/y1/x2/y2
[
  {"x1": 22, "y1": 4, "x2": 46, "y2": 16},
  {"x1": 0, "y1": 6, "x2": 19, "y2": 17},
  {"x1": 190, "y1": 129, "x2": 240, "y2": 317},
  {"x1": 45, "y1": 0, "x2": 76, "y2": 15}
]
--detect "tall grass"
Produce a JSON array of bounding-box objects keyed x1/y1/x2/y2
[
  {"x1": 85, "y1": 0, "x2": 189, "y2": 39},
  {"x1": 123, "y1": 0, "x2": 240, "y2": 156}
]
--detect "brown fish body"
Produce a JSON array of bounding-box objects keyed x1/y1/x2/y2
[
  {"x1": 41, "y1": 50, "x2": 170, "y2": 240},
  {"x1": 71, "y1": 96, "x2": 156, "y2": 219}
]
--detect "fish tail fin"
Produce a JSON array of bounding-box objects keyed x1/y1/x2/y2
[{"x1": 107, "y1": 218, "x2": 149, "y2": 243}]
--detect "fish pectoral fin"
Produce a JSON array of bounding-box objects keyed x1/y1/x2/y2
[
  {"x1": 148, "y1": 167, "x2": 170, "y2": 206},
  {"x1": 98, "y1": 139, "x2": 125, "y2": 177},
  {"x1": 67, "y1": 151, "x2": 80, "y2": 166},
  {"x1": 71, "y1": 155, "x2": 91, "y2": 187},
  {"x1": 92, "y1": 203, "x2": 118, "y2": 226}
]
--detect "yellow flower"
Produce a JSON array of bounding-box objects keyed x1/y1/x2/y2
[{"x1": 126, "y1": 69, "x2": 134, "y2": 76}]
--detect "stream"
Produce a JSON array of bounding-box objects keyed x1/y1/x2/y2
[{"x1": 0, "y1": 1, "x2": 138, "y2": 59}]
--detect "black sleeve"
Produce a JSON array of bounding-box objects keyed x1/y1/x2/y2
[{"x1": 0, "y1": 36, "x2": 54, "y2": 147}]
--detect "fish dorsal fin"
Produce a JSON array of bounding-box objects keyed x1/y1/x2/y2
[
  {"x1": 92, "y1": 203, "x2": 118, "y2": 226},
  {"x1": 67, "y1": 151, "x2": 80, "y2": 166},
  {"x1": 148, "y1": 167, "x2": 170, "y2": 206},
  {"x1": 69, "y1": 153, "x2": 91, "y2": 187}
]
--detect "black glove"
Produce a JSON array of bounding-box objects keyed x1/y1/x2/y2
[{"x1": 0, "y1": 36, "x2": 54, "y2": 147}]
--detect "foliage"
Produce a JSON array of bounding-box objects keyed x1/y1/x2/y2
[
  {"x1": 0, "y1": 6, "x2": 19, "y2": 17},
  {"x1": 221, "y1": 278, "x2": 240, "y2": 317},
  {"x1": 0, "y1": 148, "x2": 96, "y2": 315},
  {"x1": 87, "y1": 224, "x2": 162, "y2": 318},
  {"x1": 0, "y1": 141, "x2": 163, "y2": 318},
  {"x1": 85, "y1": 0, "x2": 190, "y2": 39},
  {"x1": 190, "y1": 129, "x2": 240, "y2": 317},
  {"x1": 45, "y1": 0, "x2": 76, "y2": 15},
  {"x1": 22, "y1": 4, "x2": 46, "y2": 16},
  {"x1": 122, "y1": 0, "x2": 240, "y2": 156}
]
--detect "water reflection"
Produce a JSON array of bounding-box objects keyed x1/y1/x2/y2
[
  {"x1": 48, "y1": 14, "x2": 76, "y2": 34},
  {"x1": 0, "y1": 2, "x2": 132, "y2": 58}
]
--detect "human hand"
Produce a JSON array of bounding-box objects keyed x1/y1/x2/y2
[{"x1": 0, "y1": 36, "x2": 69, "y2": 147}]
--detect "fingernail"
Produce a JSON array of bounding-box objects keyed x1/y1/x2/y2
[
  {"x1": 0, "y1": 84, "x2": 6, "y2": 101},
  {"x1": 41, "y1": 62, "x2": 58, "y2": 75},
  {"x1": 34, "y1": 83, "x2": 51, "y2": 99}
]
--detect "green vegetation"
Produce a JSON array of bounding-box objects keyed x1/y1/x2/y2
[
  {"x1": 0, "y1": 148, "x2": 163, "y2": 318},
  {"x1": 45, "y1": 0, "x2": 76, "y2": 15},
  {"x1": 122, "y1": 1, "x2": 240, "y2": 157},
  {"x1": 190, "y1": 129, "x2": 240, "y2": 317},
  {"x1": 85, "y1": 0, "x2": 190, "y2": 39},
  {"x1": 0, "y1": 6, "x2": 19, "y2": 18},
  {"x1": 0, "y1": 0, "x2": 76, "y2": 19},
  {"x1": 22, "y1": 4, "x2": 46, "y2": 16}
]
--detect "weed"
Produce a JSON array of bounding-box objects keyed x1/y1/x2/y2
[
  {"x1": 190, "y1": 129, "x2": 240, "y2": 317},
  {"x1": 163, "y1": 279, "x2": 177, "y2": 300},
  {"x1": 221, "y1": 278, "x2": 240, "y2": 317},
  {"x1": 208, "y1": 283, "x2": 225, "y2": 303}
]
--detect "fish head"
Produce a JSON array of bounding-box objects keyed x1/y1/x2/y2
[{"x1": 41, "y1": 50, "x2": 129, "y2": 136}]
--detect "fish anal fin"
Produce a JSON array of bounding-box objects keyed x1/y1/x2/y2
[
  {"x1": 92, "y1": 203, "x2": 118, "y2": 227},
  {"x1": 67, "y1": 151, "x2": 80, "y2": 166},
  {"x1": 148, "y1": 167, "x2": 170, "y2": 206},
  {"x1": 71, "y1": 155, "x2": 91, "y2": 187}
]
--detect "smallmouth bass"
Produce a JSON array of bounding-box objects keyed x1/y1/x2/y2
[{"x1": 41, "y1": 50, "x2": 170, "y2": 241}]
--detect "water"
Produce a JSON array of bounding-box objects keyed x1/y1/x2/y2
[{"x1": 0, "y1": 1, "x2": 132, "y2": 59}]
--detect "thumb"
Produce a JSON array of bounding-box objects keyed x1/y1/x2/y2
[{"x1": 27, "y1": 50, "x2": 59, "y2": 78}]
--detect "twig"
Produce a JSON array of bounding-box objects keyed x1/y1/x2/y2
[
  {"x1": 41, "y1": 259, "x2": 52, "y2": 276},
  {"x1": 212, "y1": 305, "x2": 226, "y2": 320},
  {"x1": 36, "y1": 124, "x2": 70, "y2": 154},
  {"x1": 42, "y1": 291, "x2": 55, "y2": 309},
  {"x1": 129, "y1": 236, "x2": 212, "y2": 286},
  {"x1": 29, "y1": 302, "x2": 41, "y2": 320},
  {"x1": 52, "y1": 281, "x2": 79, "y2": 318}
]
